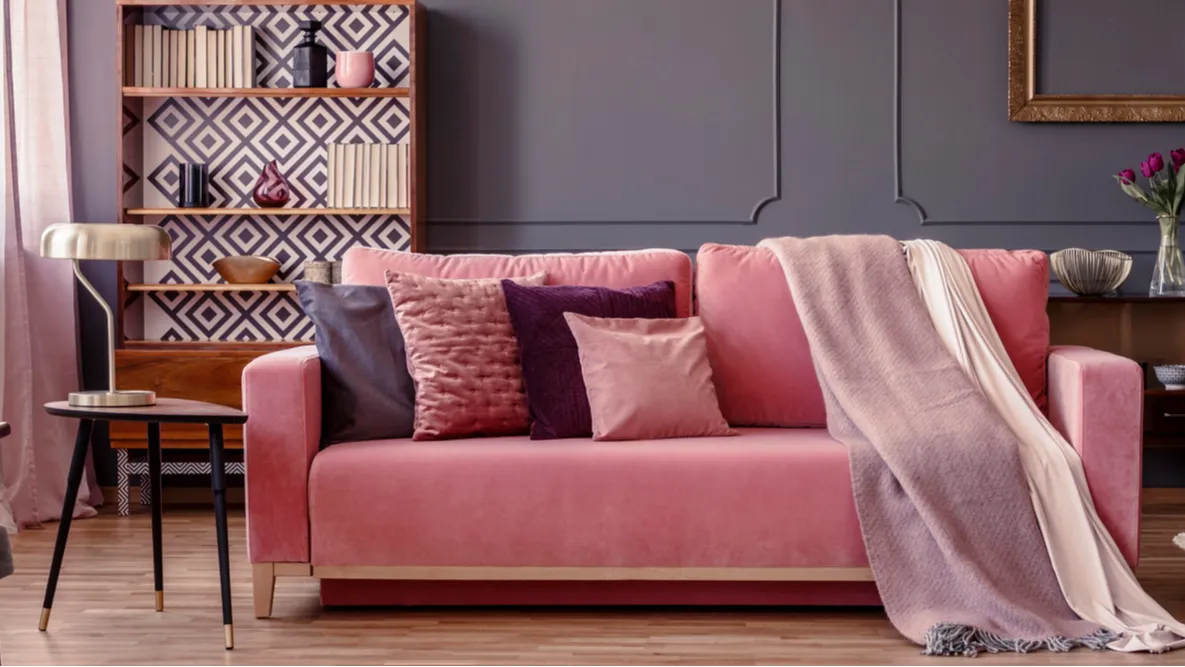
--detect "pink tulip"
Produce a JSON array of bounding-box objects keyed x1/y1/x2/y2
[
  {"x1": 1119, "y1": 168, "x2": 1136, "y2": 184},
  {"x1": 1142, "y1": 160, "x2": 1155, "y2": 178},
  {"x1": 1150, "y1": 152, "x2": 1166, "y2": 173}
]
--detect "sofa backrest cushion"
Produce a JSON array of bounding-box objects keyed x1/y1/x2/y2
[
  {"x1": 696, "y1": 243, "x2": 1050, "y2": 427},
  {"x1": 343, "y1": 248, "x2": 694, "y2": 317}
]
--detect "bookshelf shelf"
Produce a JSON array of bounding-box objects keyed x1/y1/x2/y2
[
  {"x1": 127, "y1": 283, "x2": 297, "y2": 292},
  {"x1": 122, "y1": 86, "x2": 410, "y2": 98},
  {"x1": 127, "y1": 207, "x2": 411, "y2": 216}
]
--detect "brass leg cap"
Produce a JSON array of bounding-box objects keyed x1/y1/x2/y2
[
  {"x1": 224, "y1": 624, "x2": 234, "y2": 650},
  {"x1": 154, "y1": 590, "x2": 164, "y2": 612},
  {"x1": 38, "y1": 607, "x2": 50, "y2": 631}
]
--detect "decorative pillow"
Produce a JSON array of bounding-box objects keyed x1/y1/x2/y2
[
  {"x1": 501, "y1": 280, "x2": 677, "y2": 439},
  {"x1": 563, "y1": 313, "x2": 735, "y2": 442},
  {"x1": 296, "y1": 281, "x2": 415, "y2": 445},
  {"x1": 384, "y1": 270, "x2": 546, "y2": 441}
]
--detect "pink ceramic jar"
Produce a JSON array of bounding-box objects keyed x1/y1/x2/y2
[{"x1": 335, "y1": 51, "x2": 375, "y2": 88}]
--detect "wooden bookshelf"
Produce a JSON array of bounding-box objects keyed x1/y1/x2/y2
[
  {"x1": 126, "y1": 283, "x2": 297, "y2": 292},
  {"x1": 123, "y1": 86, "x2": 409, "y2": 98},
  {"x1": 114, "y1": 0, "x2": 426, "y2": 457},
  {"x1": 127, "y1": 207, "x2": 411, "y2": 216}
]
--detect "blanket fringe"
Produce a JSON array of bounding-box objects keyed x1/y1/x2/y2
[{"x1": 921, "y1": 623, "x2": 1117, "y2": 658}]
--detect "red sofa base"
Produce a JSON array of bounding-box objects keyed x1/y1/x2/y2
[{"x1": 319, "y1": 580, "x2": 883, "y2": 607}]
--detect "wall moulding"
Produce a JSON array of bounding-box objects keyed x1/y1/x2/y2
[
  {"x1": 433, "y1": 0, "x2": 782, "y2": 228},
  {"x1": 894, "y1": 0, "x2": 1151, "y2": 227}
]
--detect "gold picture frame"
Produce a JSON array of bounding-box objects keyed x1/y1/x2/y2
[{"x1": 1009, "y1": 0, "x2": 1185, "y2": 122}]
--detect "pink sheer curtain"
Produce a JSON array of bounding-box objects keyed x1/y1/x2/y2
[{"x1": 0, "y1": 0, "x2": 100, "y2": 530}]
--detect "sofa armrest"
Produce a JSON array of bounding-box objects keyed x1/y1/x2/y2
[
  {"x1": 1047, "y1": 345, "x2": 1143, "y2": 566},
  {"x1": 243, "y1": 345, "x2": 322, "y2": 564}
]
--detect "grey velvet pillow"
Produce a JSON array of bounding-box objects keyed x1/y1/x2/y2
[{"x1": 296, "y1": 281, "x2": 415, "y2": 445}]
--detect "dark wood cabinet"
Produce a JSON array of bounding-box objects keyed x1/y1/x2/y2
[{"x1": 1048, "y1": 295, "x2": 1185, "y2": 461}]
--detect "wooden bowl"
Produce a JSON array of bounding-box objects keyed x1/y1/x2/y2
[
  {"x1": 1050, "y1": 248, "x2": 1132, "y2": 296},
  {"x1": 212, "y1": 255, "x2": 281, "y2": 284}
]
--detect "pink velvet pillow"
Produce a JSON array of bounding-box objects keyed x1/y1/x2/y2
[
  {"x1": 385, "y1": 270, "x2": 545, "y2": 440},
  {"x1": 563, "y1": 313, "x2": 736, "y2": 442}
]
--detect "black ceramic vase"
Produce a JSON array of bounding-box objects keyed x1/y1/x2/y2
[{"x1": 178, "y1": 163, "x2": 209, "y2": 208}]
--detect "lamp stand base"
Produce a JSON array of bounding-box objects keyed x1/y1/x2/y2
[{"x1": 68, "y1": 390, "x2": 156, "y2": 408}]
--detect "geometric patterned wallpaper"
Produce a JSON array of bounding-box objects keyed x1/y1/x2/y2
[
  {"x1": 140, "y1": 213, "x2": 411, "y2": 342},
  {"x1": 151, "y1": 214, "x2": 410, "y2": 285},
  {"x1": 146, "y1": 291, "x2": 314, "y2": 343},
  {"x1": 124, "y1": 5, "x2": 415, "y2": 343},
  {"x1": 141, "y1": 96, "x2": 410, "y2": 208}
]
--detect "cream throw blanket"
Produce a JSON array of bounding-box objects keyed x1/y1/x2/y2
[{"x1": 903, "y1": 239, "x2": 1185, "y2": 653}]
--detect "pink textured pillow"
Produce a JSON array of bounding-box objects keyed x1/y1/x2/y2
[
  {"x1": 563, "y1": 313, "x2": 736, "y2": 442},
  {"x1": 385, "y1": 270, "x2": 545, "y2": 440}
]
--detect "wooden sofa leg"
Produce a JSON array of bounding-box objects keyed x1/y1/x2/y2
[{"x1": 253, "y1": 563, "x2": 276, "y2": 619}]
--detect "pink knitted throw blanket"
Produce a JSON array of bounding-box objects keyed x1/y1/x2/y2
[{"x1": 759, "y1": 235, "x2": 1112, "y2": 656}]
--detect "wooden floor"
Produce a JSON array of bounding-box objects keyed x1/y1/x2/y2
[{"x1": 3, "y1": 497, "x2": 1185, "y2": 666}]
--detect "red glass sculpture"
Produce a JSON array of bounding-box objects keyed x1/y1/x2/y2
[{"x1": 252, "y1": 160, "x2": 291, "y2": 208}]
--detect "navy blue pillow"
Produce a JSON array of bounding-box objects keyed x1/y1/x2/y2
[{"x1": 296, "y1": 282, "x2": 415, "y2": 445}]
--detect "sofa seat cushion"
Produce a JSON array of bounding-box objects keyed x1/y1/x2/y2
[
  {"x1": 696, "y1": 244, "x2": 1050, "y2": 427},
  {"x1": 308, "y1": 428, "x2": 867, "y2": 569}
]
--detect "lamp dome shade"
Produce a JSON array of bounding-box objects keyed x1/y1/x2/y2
[{"x1": 40, "y1": 223, "x2": 171, "y2": 261}]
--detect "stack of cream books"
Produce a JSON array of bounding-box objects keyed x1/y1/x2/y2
[
  {"x1": 326, "y1": 143, "x2": 412, "y2": 209},
  {"x1": 130, "y1": 24, "x2": 256, "y2": 88}
]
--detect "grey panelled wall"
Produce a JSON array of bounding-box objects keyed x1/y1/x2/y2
[{"x1": 69, "y1": 0, "x2": 1185, "y2": 483}]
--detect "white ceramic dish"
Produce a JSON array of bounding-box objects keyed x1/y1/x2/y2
[{"x1": 1154, "y1": 364, "x2": 1185, "y2": 390}]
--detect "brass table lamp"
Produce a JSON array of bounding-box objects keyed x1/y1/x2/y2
[{"x1": 41, "y1": 223, "x2": 172, "y2": 407}]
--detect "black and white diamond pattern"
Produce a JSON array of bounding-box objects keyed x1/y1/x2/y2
[
  {"x1": 148, "y1": 213, "x2": 410, "y2": 283},
  {"x1": 137, "y1": 4, "x2": 410, "y2": 88},
  {"x1": 146, "y1": 291, "x2": 315, "y2": 342},
  {"x1": 142, "y1": 96, "x2": 409, "y2": 208},
  {"x1": 124, "y1": 102, "x2": 145, "y2": 203},
  {"x1": 141, "y1": 213, "x2": 411, "y2": 342}
]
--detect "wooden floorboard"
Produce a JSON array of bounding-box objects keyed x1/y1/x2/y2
[{"x1": 1, "y1": 502, "x2": 1185, "y2": 665}]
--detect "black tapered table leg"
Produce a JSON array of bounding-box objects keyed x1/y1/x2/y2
[
  {"x1": 147, "y1": 422, "x2": 164, "y2": 612},
  {"x1": 39, "y1": 419, "x2": 94, "y2": 631},
  {"x1": 208, "y1": 423, "x2": 233, "y2": 650}
]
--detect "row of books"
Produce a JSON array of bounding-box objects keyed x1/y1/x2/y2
[
  {"x1": 130, "y1": 25, "x2": 256, "y2": 89},
  {"x1": 326, "y1": 144, "x2": 411, "y2": 209}
]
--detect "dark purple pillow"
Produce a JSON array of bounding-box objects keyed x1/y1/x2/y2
[
  {"x1": 296, "y1": 281, "x2": 415, "y2": 445},
  {"x1": 500, "y1": 280, "x2": 677, "y2": 439}
]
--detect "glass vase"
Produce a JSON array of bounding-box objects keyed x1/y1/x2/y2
[{"x1": 1151, "y1": 215, "x2": 1185, "y2": 296}]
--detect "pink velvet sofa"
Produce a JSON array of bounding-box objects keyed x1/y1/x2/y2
[{"x1": 243, "y1": 244, "x2": 1143, "y2": 617}]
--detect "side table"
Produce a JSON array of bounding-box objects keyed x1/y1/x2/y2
[{"x1": 41, "y1": 398, "x2": 247, "y2": 649}]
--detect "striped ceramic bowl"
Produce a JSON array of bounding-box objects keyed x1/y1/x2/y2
[{"x1": 1050, "y1": 248, "x2": 1132, "y2": 296}]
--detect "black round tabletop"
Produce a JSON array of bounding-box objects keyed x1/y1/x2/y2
[
  {"x1": 44, "y1": 398, "x2": 247, "y2": 425},
  {"x1": 0, "y1": 422, "x2": 9, "y2": 439}
]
